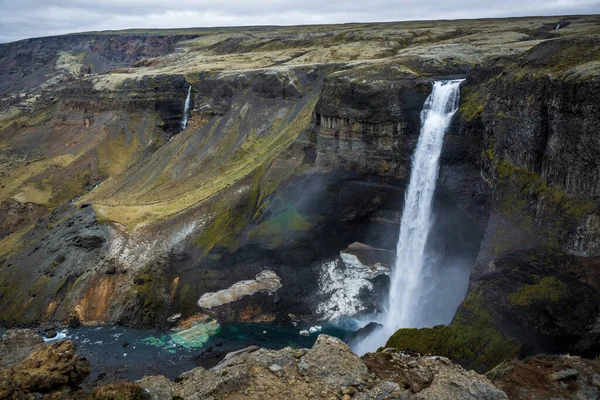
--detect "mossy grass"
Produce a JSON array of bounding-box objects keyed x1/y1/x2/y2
[
  {"x1": 88, "y1": 93, "x2": 318, "y2": 230},
  {"x1": 508, "y1": 276, "x2": 567, "y2": 307},
  {"x1": 385, "y1": 287, "x2": 521, "y2": 373},
  {"x1": 496, "y1": 159, "x2": 593, "y2": 218},
  {"x1": 459, "y1": 86, "x2": 486, "y2": 122}
]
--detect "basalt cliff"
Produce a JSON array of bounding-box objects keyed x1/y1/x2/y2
[{"x1": 1, "y1": 15, "x2": 599, "y2": 383}]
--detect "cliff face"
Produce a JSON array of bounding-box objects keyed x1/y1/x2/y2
[
  {"x1": 0, "y1": 15, "x2": 599, "y2": 374},
  {"x1": 387, "y1": 34, "x2": 600, "y2": 371},
  {"x1": 0, "y1": 56, "x2": 483, "y2": 328},
  {"x1": 473, "y1": 36, "x2": 600, "y2": 362},
  {"x1": 310, "y1": 75, "x2": 430, "y2": 178},
  {"x1": 481, "y1": 36, "x2": 600, "y2": 257}
]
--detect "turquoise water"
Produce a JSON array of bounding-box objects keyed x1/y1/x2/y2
[{"x1": 40, "y1": 323, "x2": 349, "y2": 385}]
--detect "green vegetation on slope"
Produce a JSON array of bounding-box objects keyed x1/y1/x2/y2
[
  {"x1": 508, "y1": 276, "x2": 567, "y2": 307},
  {"x1": 386, "y1": 287, "x2": 521, "y2": 373},
  {"x1": 247, "y1": 203, "x2": 313, "y2": 249},
  {"x1": 86, "y1": 88, "x2": 319, "y2": 230},
  {"x1": 494, "y1": 159, "x2": 593, "y2": 244}
]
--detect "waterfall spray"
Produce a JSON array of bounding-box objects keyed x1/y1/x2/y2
[
  {"x1": 181, "y1": 86, "x2": 192, "y2": 130},
  {"x1": 353, "y1": 79, "x2": 464, "y2": 355}
]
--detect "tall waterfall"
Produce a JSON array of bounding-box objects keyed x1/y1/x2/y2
[
  {"x1": 180, "y1": 86, "x2": 192, "y2": 130},
  {"x1": 353, "y1": 79, "x2": 464, "y2": 355}
]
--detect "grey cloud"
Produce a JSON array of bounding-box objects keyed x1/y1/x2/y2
[{"x1": 0, "y1": 0, "x2": 599, "y2": 43}]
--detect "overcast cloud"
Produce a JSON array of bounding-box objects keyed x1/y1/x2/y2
[{"x1": 0, "y1": 0, "x2": 599, "y2": 43}]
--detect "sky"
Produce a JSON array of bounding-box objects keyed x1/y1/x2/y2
[{"x1": 1, "y1": 0, "x2": 599, "y2": 43}]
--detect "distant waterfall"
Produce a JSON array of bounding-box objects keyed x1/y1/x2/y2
[
  {"x1": 180, "y1": 86, "x2": 192, "y2": 130},
  {"x1": 353, "y1": 79, "x2": 464, "y2": 355}
]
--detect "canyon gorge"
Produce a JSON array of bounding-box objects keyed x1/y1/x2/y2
[{"x1": 0, "y1": 14, "x2": 599, "y2": 399}]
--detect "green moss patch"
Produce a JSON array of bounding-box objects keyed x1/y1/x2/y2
[
  {"x1": 133, "y1": 271, "x2": 165, "y2": 311},
  {"x1": 494, "y1": 159, "x2": 593, "y2": 244},
  {"x1": 385, "y1": 288, "x2": 521, "y2": 373},
  {"x1": 196, "y1": 204, "x2": 252, "y2": 254},
  {"x1": 508, "y1": 276, "x2": 567, "y2": 307},
  {"x1": 459, "y1": 86, "x2": 486, "y2": 122}
]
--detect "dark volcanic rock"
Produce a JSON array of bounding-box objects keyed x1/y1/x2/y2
[
  {"x1": 309, "y1": 76, "x2": 431, "y2": 179},
  {"x1": 352, "y1": 322, "x2": 384, "y2": 346},
  {"x1": 251, "y1": 70, "x2": 284, "y2": 98},
  {"x1": 474, "y1": 250, "x2": 600, "y2": 358},
  {"x1": 72, "y1": 230, "x2": 107, "y2": 249},
  {"x1": 480, "y1": 36, "x2": 600, "y2": 256}
]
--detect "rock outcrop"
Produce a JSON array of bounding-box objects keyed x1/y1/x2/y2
[
  {"x1": 0, "y1": 339, "x2": 90, "y2": 399},
  {"x1": 480, "y1": 35, "x2": 600, "y2": 257},
  {"x1": 0, "y1": 329, "x2": 45, "y2": 369},
  {"x1": 488, "y1": 354, "x2": 600, "y2": 400},
  {"x1": 197, "y1": 270, "x2": 282, "y2": 309},
  {"x1": 139, "y1": 334, "x2": 507, "y2": 400}
]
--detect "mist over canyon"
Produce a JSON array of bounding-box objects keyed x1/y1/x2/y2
[{"x1": 0, "y1": 14, "x2": 599, "y2": 399}]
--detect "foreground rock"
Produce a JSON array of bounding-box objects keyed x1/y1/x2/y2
[
  {"x1": 0, "y1": 331, "x2": 152, "y2": 399},
  {"x1": 139, "y1": 334, "x2": 506, "y2": 399},
  {"x1": 0, "y1": 339, "x2": 90, "y2": 399},
  {"x1": 488, "y1": 355, "x2": 600, "y2": 400},
  {"x1": 363, "y1": 350, "x2": 508, "y2": 399},
  {"x1": 0, "y1": 329, "x2": 45, "y2": 369}
]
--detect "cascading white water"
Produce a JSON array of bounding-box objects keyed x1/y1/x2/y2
[
  {"x1": 353, "y1": 79, "x2": 464, "y2": 355},
  {"x1": 180, "y1": 86, "x2": 192, "y2": 130}
]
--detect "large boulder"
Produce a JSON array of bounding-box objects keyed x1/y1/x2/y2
[{"x1": 0, "y1": 340, "x2": 90, "y2": 398}]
